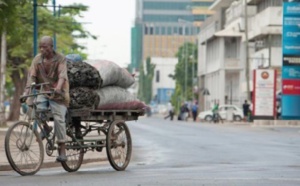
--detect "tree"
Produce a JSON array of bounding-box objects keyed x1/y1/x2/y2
[
  {"x1": 0, "y1": 0, "x2": 95, "y2": 123},
  {"x1": 0, "y1": 0, "x2": 26, "y2": 126},
  {"x1": 170, "y1": 42, "x2": 198, "y2": 111},
  {"x1": 138, "y1": 57, "x2": 155, "y2": 104}
]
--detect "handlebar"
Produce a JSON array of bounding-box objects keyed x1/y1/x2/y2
[
  {"x1": 20, "y1": 90, "x2": 55, "y2": 100},
  {"x1": 20, "y1": 82, "x2": 63, "y2": 103},
  {"x1": 24, "y1": 82, "x2": 50, "y2": 89}
]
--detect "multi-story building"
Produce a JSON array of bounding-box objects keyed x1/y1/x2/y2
[
  {"x1": 247, "y1": 0, "x2": 282, "y2": 89},
  {"x1": 131, "y1": 0, "x2": 214, "y2": 71},
  {"x1": 197, "y1": 0, "x2": 282, "y2": 111},
  {"x1": 131, "y1": 0, "x2": 214, "y2": 104}
]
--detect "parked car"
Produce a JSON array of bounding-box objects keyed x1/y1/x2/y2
[{"x1": 198, "y1": 104, "x2": 244, "y2": 121}]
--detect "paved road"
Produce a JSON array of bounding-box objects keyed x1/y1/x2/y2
[{"x1": 1, "y1": 117, "x2": 300, "y2": 185}]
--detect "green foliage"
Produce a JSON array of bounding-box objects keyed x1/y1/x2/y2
[
  {"x1": 1, "y1": 0, "x2": 94, "y2": 78},
  {"x1": 138, "y1": 57, "x2": 155, "y2": 104},
  {"x1": 0, "y1": 0, "x2": 95, "y2": 120},
  {"x1": 171, "y1": 42, "x2": 198, "y2": 109}
]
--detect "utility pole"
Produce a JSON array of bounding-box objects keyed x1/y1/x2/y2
[
  {"x1": 178, "y1": 19, "x2": 191, "y2": 102},
  {"x1": 53, "y1": 0, "x2": 56, "y2": 50},
  {"x1": 192, "y1": 38, "x2": 196, "y2": 101},
  {"x1": 230, "y1": 80, "x2": 233, "y2": 105},
  {"x1": 0, "y1": 29, "x2": 7, "y2": 126},
  {"x1": 33, "y1": 0, "x2": 38, "y2": 56},
  {"x1": 244, "y1": 0, "x2": 251, "y2": 101},
  {"x1": 184, "y1": 37, "x2": 188, "y2": 102},
  {"x1": 192, "y1": 36, "x2": 194, "y2": 87}
]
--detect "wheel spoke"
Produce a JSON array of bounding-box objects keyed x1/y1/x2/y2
[
  {"x1": 5, "y1": 121, "x2": 44, "y2": 175},
  {"x1": 61, "y1": 126, "x2": 84, "y2": 172},
  {"x1": 107, "y1": 121, "x2": 131, "y2": 171}
]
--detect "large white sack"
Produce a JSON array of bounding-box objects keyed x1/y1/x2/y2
[
  {"x1": 96, "y1": 86, "x2": 137, "y2": 108},
  {"x1": 92, "y1": 60, "x2": 135, "y2": 88}
]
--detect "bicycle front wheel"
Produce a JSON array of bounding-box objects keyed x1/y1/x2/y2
[
  {"x1": 5, "y1": 121, "x2": 44, "y2": 176},
  {"x1": 106, "y1": 120, "x2": 132, "y2": 171}
]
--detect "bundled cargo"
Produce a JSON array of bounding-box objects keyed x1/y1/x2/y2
[
  {"x1": 92, "y1": 60, "x2": 135, "y2": 88},
  {"x1": 96, "y1": 86, "x2": 147, "y2": 110},
  {"x1": 69, "y1": 87, "x2": 100, "y2": 109},
  {"x1": 66, "y1": 55, "x2": 146, "y2": 110},
  {"x1": 67, "y1": 61, "x2": 102, "y2": 89}
]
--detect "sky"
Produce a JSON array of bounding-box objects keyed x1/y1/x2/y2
[{"x1": 59, "y1": 0, "x2": 136, "y2": 67}]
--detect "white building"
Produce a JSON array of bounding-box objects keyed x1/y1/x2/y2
[
  {"x1": 198, "y1": 0, "x2": 282, "y2": 111},
  {"x1": 151, "y1": 57, "x2": 177, "y2": 104}
]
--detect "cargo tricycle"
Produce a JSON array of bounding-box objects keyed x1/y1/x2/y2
[{"x1": 4, "y1": 83, "x2": 144, "y2": 176}]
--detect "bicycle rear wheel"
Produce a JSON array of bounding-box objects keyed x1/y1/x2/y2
[
  {"x1": 106, "y1": 120, "x2": 132, "y2": 171},
  {"x1": 5, "y1": 121, "x2": 44, "y2": 176},
  {"x1": 61, "y1": 126, "x2": 84, "y2": 172}
]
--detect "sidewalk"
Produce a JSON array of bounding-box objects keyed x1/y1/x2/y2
[
  {"x1": 0, "y1": 122, "x2": 107, "y2": 172},
  {"x1": 153, "y1": 114, "x2": 300, "y2": 126}
]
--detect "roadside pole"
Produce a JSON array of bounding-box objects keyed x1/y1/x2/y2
[{"x1": 0, "y1": 30, "x2": 7, "y2": 126}]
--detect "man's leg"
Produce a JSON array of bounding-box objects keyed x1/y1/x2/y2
[
  {"x1": 192, "y1": 112, "x2": 196, "y2": 121},
  {"x1": 36, "y1": 95, "x2": 52, "y2": 134},
  {"x1": 170, "y1": 111, "x2": 174, "y2": 120},
  {"x1": 49, "y1": 100, "x2": 67, "y2": 161},
  {"x1": 164, "y1": 114, "x2": 170, "y2": 119}
]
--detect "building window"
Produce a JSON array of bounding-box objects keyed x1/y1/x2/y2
[
  {"x1": 185, "y1": 27, "x2": 190, "y2": 35},
  {"x1": 143, "y1": 14, "x2": 194, "y2": 23},
  {"x1": 155, "y1": 27, "x2": 160, "y2": 35},
  {"x1": 173, "y1": 26, "x2": 178, "y2": 34},
  {"x1": 161, "y1": 27, "x2": 166, "y2": 35},
  {"x1": 257, "y1": 0, "x2": 282, "y2": 13},
  {"x1": 179, "y1": 27, "x2": 183, "y2": 35},
  {"x1": 150, "y1": 27, "x2": 154, "y2": 35},
  {"x1": 271, "y1": 35, "x2": 282, "y2": 47},
  {"x1": 143, "y1": 2, "x2": 212, "y2": 11},
  {"x1": 156, "y1": 70, "x2": 160, "y2": 82},
  {"x1": 167, "y1": 27, "x2": 172, "y2": 35},
  {"x1": 225, "y1": 38, "x2": 238, "y2": 58}
]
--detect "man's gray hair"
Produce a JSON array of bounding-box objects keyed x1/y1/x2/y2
[{"x1": 40, "y1": 36, "x2": 54, "y2": 46}]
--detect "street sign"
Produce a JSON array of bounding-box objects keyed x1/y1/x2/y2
[
  {"x1": 282, "y1": 1, "x2": 300, "y2": 119},
  {"x1": 253, "y1": 69, "x2": 276, "y2": 118}
]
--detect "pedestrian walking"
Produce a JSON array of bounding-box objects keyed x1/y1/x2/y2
[
  {"x1": 242, "y1": 100, "x2": 250, "y2": 122},
  {"x1": 164, "y1": 101, "x2": 174, "y2": 120},
  {"x1": 191, "y1": 102, "x2": 198, "y2": 122},
  {"x1": 178, "y1": 102, "x2": 189, "y2": 121},
  {"x1": 276, "y1": 104, "x2": 281, "y2": 120}
]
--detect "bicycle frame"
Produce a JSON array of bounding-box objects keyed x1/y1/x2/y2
[{"x1": 21, "y1": 83, "x2": 57, "y2": 149}]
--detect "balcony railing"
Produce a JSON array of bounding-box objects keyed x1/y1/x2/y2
[
  {"x1": 225, "y1": 1, "x2": 243, "y2": 26},
  {"x1": 248, "y1": 7, "x2": 282, "y2": 39},
  {"x1": 224, "y1": 58, "x2": 240, "y2": 68}
]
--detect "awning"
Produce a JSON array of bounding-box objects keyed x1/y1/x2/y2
[{"x1": 214, "y1": 28, "x2": 243, "y2": 37}]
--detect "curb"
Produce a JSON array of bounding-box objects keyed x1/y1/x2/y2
[
  {"x1": 0, "y1": 157, "x2": 107, "y2": 172},
  {"x1": 150, "y1": 115, "x2": 300, "y2": 126}
]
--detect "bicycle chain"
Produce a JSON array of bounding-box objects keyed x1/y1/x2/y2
[{"x1": 46, "y1": 143, "x2": 99, "y2": 158}]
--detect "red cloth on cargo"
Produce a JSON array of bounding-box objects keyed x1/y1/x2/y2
[{"x1": 96, "y1": 101, "x2": 148, "y2": 110}]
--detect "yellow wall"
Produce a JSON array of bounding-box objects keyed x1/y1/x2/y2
[
  {"x1": 143, "y1": 35, "x2": 197, "y2": 59},
  {"x1": 192, "y1": 8, "x2": 214, "y2": 15}
]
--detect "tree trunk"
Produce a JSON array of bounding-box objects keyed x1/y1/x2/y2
[
  {"x1": 0, "y1": 30, "x2": 7, "y2": 126},
  {"x1": 7, "y1": 66, "x2": 27, "y2": 121}
]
